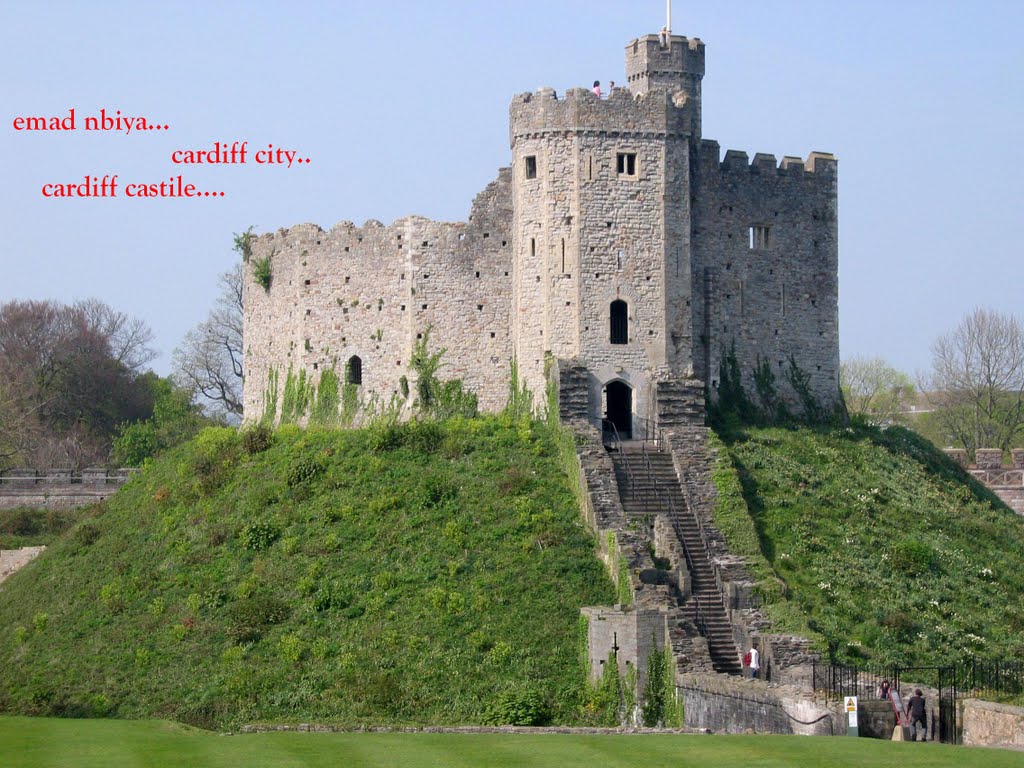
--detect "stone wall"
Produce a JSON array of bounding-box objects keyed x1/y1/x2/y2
[
  {"x1": 581, "y1": 606, "x2": 669, "y2": 695},
  {"x1": 242, "y1": 169, "x2": 514, "y2": 422},
  {"x1": 679, "y1": 673, "x2": 840, "y2": 735},
  {"x1": 0, "y1": 469, "x2": 134, "y2": 510},
  {"x1": 944, "y1": 448, "x2": 1024, "y2": 515},
  {"x1": 962, "y1": 699, "x2": 1024, "y2": 748},
  {"x1": 692, "y1": 142, "x2": 839, "y2": 413}
]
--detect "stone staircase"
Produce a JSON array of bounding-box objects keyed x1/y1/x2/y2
[{"x1": 611, "y1": 445, "x2": 743, "y2": 676}]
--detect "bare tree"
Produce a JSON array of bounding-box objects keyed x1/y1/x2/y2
[
  {"x1": 76, "y1": 297, "x2": 157, "y2": 372},
  {"x1": 172, "y1": 263, "x2": 244, "y2": 418},
  {"x1": 840, "y1": 356, "x2": 916, "y2": 425},
  {"x1": 926, "y1": 307, "x2": 1024, "y2": 457}
]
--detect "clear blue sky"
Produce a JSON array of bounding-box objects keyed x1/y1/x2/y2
[{"x1": 2, "y1": 0, "x2": 1022, "y2": 379}]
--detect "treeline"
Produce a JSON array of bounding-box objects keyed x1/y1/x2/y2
[{"x1": 0, "y1": 299, "x2": 207, "y2": 470}]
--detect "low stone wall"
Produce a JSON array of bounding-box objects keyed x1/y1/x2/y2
[
  {"x1": 858, "y1": 700, "x2": 898, "y2": 739},
  {"x1": 0, "y1": 468, "x2": 137, "y2": 510},
  {"x1": 679, "y1": 673, "x2": 841, "y2": 735},
  {"x1": 944, "y1": 449, "x2": 1024, "y2": 515},
  {"x1": 962, "y1": 699, "x2": 1024, "y2": 749},
  {"x1": 0, "y1": 546, "x2": 46, "y2": 584},
  {"x1": 0, "y1": 487, "x2": 116, "y2": 511}
]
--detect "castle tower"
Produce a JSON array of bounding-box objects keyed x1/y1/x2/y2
[
  {"x1": 508, "y1": 36, "x2": 706, "y2": 436},
  {"x1": 625, "y1": 34, "x2": 705, "y2": 137}
]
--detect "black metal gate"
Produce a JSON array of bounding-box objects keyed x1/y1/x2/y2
[{"x1": 812, "y1": 663, "x2": 959, "y2": 744}]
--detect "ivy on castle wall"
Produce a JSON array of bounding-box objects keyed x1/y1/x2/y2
[{"x1": 710, "y1": 340, "x2": 844, "y2": 430}]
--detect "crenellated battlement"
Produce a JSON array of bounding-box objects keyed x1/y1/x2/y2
[
  {"x1": 509, "y1": 85, "x2": 695, "y2": 146},
  {"x1": 625, "y1": 34, "x2": 705, "y2": 90},
  {"x1": 699, "y1": 139, "x2": 837, "y2": 179}
]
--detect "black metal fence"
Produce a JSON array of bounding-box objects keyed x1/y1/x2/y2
[
  {"x1": 813, "y1": 659, "x2": 1024, "y2": 745},
  {"x1": 813, "y1": 663, "x2": 958, "y2": 743},
  {"x1": 962, "y1": 658, "x2": 1024, "y2": 701}
]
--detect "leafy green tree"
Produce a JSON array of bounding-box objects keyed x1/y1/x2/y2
[
  {"x1": 112, "y1": 376, "x2": 211, "y2": 466},
  {"x1": 840, "y1": 356, "x2": 916, "y2": 425}
]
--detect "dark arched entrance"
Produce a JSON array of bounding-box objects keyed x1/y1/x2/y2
[{"x1": 605, "y1": 380, "x2": 632, "y2": 439}]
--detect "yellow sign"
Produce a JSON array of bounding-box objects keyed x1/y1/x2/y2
[{"x1": 845, "y1": 697, "x2": 858, "y2": 712}]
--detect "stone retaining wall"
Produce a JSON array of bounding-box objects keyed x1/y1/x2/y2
[
  {"x1": 0, "y1": 469, "x2": 135, "y2": 510},
  {"x1": 944, "y1": 449, "x2": 1024, "y2": 515},
  {"x1": 962, "y1": 699, "x2": 1024, "y2": 749},
  {"x1": 679, "y1": 673, "x2": 840, "y2": 735}
]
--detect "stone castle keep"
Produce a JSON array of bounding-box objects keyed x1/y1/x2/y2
[{"x1": 243, "y1": 33, "x2": 839, "y2": 431}]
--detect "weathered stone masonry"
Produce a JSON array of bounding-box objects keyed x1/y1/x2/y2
[{"x1": 243, "y1": 32, "x2": 839, "y2": 428}]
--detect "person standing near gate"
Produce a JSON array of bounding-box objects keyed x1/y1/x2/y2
[{"x1": 905, "y1": 689, "x2": 927, "y2": 741}]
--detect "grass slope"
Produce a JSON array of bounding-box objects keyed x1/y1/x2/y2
[
  {"x1": 0, "y1": 418, "x2": 614, "y2": 728},
  {"x1": 3, "y1": 717, "x2": 1023, "y2": 768},
  {"x1": 711, "y1": 424, "x2": 1024, "y2": 666}
]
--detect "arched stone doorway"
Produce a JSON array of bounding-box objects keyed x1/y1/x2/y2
[{"x1": 604, "y1": 380, "x2": 632, "y2": 439}]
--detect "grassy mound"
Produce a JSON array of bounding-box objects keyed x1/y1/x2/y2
[
  {"x1": 0, "y1": 418, "x2": 614, "y2": 728},
  {"x1": 711, "y1": 424, "x2": 1024, "y2": 666}
]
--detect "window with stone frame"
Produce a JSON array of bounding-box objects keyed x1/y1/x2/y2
[
  {"x1": 616, "y1": 152, "x2": 637, "y2": 177},
  {"x1": 525, "y1": 155, "x2": 537, "y2": 179},
  {"x1": 347, "y1": 355, "x2": 362, "y2": 386},
  {"x1": 750, "y1": 225, "x2": 771, "y2": 250},
  {"x1": 610, "y1": 300, "x2": 628, "y2": 344}
]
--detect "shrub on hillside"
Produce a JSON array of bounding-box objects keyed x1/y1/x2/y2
[
  {"x1": 240, "y1": 521, "x2": 280, "y2": 552},
  {"x1": 224, "y1": 595, "x2": 290, "y2": 643},
  {"x1": 482, "y1": 687, "x2": 549, "y2": 726},
  {"x1": 889, "y1": 539, "x2": 937, "y2": 576},
  {"x1": 186, "y1": 427, "x2": 241, "y2": 495},
  {"x1": 241, "y1": 424, "x2": 274, "y2": 455}
]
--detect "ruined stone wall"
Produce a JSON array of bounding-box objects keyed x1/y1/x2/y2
[
  {"x1": 243, "y1": 170, "x2": 514, "y2": 420},
  {"x1": 692, "y1": 141, "x2": 839, "y2": 412}
]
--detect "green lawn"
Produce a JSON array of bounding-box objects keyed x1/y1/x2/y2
[{"x1": 1, "y1": 718, "x2": 1022, "y2": 768}]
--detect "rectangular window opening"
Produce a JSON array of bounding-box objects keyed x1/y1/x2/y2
[
  {"x1": 750, "y1": 225, "x2": 771, "y2": 250},
  {"x1": 616, "y1": 152, "x2": 637, "y2": 177},
  {"x1": 525, "y1": 155, "x2": 537, "y2": 179}
]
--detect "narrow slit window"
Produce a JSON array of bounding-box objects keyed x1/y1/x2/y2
[
  {"x1": 525, "y1": 155, "x2": 537, "y2": 179},
  {"x1": 616, "y1": 152, "x2": 637, "y2": 177},
  {"x1": 610, "y1": 300, "x2": 628, "y2": 344},
  {"x1": 347, "y1": 355, "x2": 362, "y2": 386}
]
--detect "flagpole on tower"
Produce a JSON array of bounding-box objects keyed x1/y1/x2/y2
[{"x1": 667, "y1": 0, "x2": 672, "y2": 35}]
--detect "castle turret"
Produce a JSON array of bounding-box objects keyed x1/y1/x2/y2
[{"x1": 625, "y1": 34, "x2": 704, "y2": 137}]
